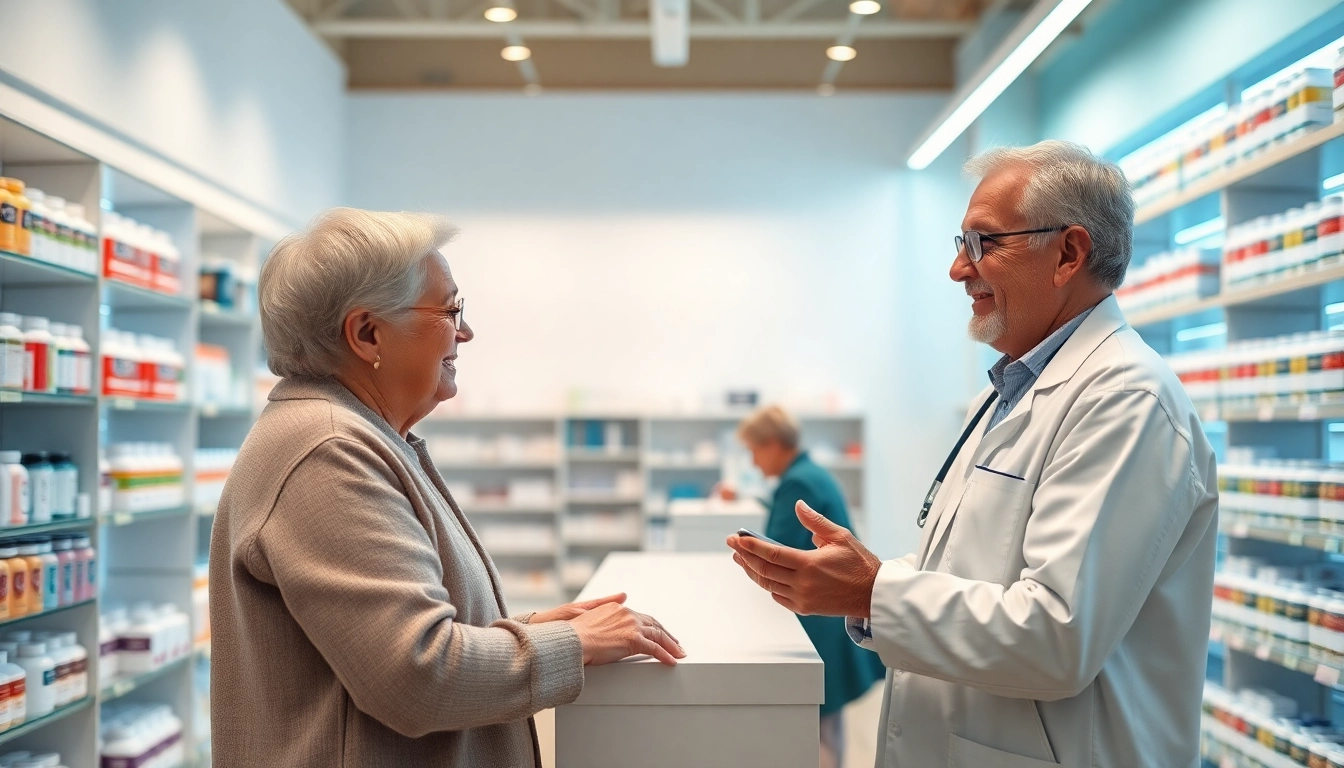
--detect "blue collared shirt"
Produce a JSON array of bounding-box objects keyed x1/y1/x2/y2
[{"x1": 984, "y1": 307, "x2": 1095, "y2": 432}]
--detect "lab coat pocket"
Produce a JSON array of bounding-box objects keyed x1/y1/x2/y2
[
  {"x1": 948, "y1": 733, "x2": 1060, "y2": 768},
  {"x1": 942, "y1": 467, "x2": 1035, "y2": 585}
]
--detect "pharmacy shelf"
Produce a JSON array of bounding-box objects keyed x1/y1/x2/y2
[
  {"x1": 197, "y1": 302, "x2": 254, "y2": 328},
  {"x1": 101, "y1": 655, "x2": 194, "y2": 702},
  {"x1": 460, "y1": 505, "x2": 559, "y2": 515},
  {"x1": 0, "y1": 250, "x2": 97, "y2": 287},
  {"x1": 104, "y1": 397, "x2": 193, "y2": 413},
  {"x1": 1127, "y1": 261, "x2": 1344, "y2": 327},
  {"x1": 0, "y1": 518, "x2": 96, "y2": 538},
  {"x1": 195, "y1": 642, "x2": 210, "y2": 660},
  {"x1": 1210, "y1": 618, "x2": 1344, "y2": 690},
  {"x1": 103, "y1": 280, "x2": 194, "y2": 311},
  {"x1": 564, "y1": 537, "x2": 643, "y2": 548},
  {"x1": 436, "y1": 460, "x2": 558, "y2": 470},
  {"x1": 565, "y1": 493, "x2": 644, "y2": 505},
  {"x1": 196, "y1": 404, "x2": 252, "y2": 419},
  {"x1": 1202, "y1": 718, "x2": 1301, "y2": 768},
  {"x1": 1220, "y1": 512, "x2": 1344, "y2": 553},
  {"x1": 0, "y1": 697, "x2": 94, "y2": 748},
  {"x1": 487, "y1": 548, "x2": 559, "y2": 558},
  {"x1": 99, "y1": 504, "x2": 194, "y2": 527},
  {"x1": 564, "y1": 450, "x2": 641, "y2": 463},
  {"x1": 0, "y1": 598, "x2": 95, "y2": 630},
  {"x1": 0, "y1": 392, "x2": 97, "y2": 407},
  {"x1": 1209, "y1": 401, "x2": 1344, "y2": 423},
  {"x1": 1135, "y1": 122, "x2": 1344, "y2": 225},
  {"x1": 646, "y1": 461, "x2": 722, "y2": 471}
]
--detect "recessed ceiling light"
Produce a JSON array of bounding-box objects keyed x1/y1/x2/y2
[
  {"x1": 849, "y1": 0, "x2": 880, "y2": 14},
  {"x1": 484, "y1": 5, "x2": 518, "y2": 21},
  {"x1": 501, "y1": 45, "x2": 532, "y2": 62},
  {"x1": 826, "y1": 46, "x2": 857, "y2": 62}
]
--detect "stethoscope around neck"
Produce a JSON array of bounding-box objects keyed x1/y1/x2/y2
[{"x1": 917, "y1": 391, "x2": 1000, "y2": 528}]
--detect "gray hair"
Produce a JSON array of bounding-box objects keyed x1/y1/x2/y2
[
  {"x1": 964, "y1": 140, "x2": 1134, "y2": 291},
  {"x1": 737, "y1": 405, "x2": 801, "y2": 451},
  {"x1": 260, "y1": 207, "x2": 459, "y2": 378}
]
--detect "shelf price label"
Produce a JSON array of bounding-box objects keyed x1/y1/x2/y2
[
  {"x1": 1300, "y1": 403, "x2": 1320, "y2": 420},
  {"x1": 112, "y1": 398, "x2": 135, "y2": 411},
  {"x1": 1255, "y1": 644, "x2": 1272, "y2": 661},
  {"x1": 112, "y1": 513, "x2": 133, "y2": 526},
  {"x1": 0, "y1": 392, "x2": 21, "y2": 403},
  {"x1": 1316, "y1": 665, "x2": 1341, "y2": 688},
  {"x1": 1230, "y1": 523, "x2": 1250, "y2": 538},
  {"x1": 1289, "y1": 532, "x2": 1306, "y2": 547},
  {"x1": 1257, "y1": 403, "x2": 1276, "y2": 422}
]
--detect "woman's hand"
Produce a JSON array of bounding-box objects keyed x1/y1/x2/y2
[
  {"x1": 529, "y1": 593, "x2": 627, "y2": 624},
  {"x1": 569, "y1": 602, "x2": 686, "y2": 666}
]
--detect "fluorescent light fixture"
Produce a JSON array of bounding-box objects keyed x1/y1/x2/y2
[
  {"x1": 1325, "y1": 171, "x2": 1344, "y2": 191},
  {"x1": 827, "y1": 45, "x2": 857, "y2": 62},
  {"x1": 1173, "y1": 217, "x2": 1225, "y2": 246},
  {"x1": 484, "y1": 2, "x2": 517, "y2": 21},
  {"x1": 650, "y1": 0, "x2": 689, "y2": 67},
  {"x1": 1326, "y1": 301, "x2": 1344, "y2": 315},
  {"x1": 1329, "y1": 422, "x2": 1344, "y2": 433},
  {"x1": 906, "y1": 0, "x2": 1094, "y2": 170},
  {"x1": 849, "y1": 0, "x2": 881, "y2": 14},
  {"x1": 1175, "y1": 322, "x2": 1226, "y2": 342},
  {"x1": 501, "y1": 45, "x2": 531, "y2": 61}
]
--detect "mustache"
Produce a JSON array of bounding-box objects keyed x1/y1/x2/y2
[{"x1": 965, "y1": 280, "x2": 993, "y2": 296}]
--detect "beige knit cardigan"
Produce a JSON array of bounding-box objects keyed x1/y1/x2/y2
[{"x1": 209, "y1": 376, "x2": 584, "y2": 767}]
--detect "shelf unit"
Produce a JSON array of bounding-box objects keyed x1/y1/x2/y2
[
  {"x1": 0, "y1": 112, "x2": 269, "y2": 765},
  {"x1": 1112, "y1": 25, "x2": 1344, "y2": 761},
  {"x1": 420, "y1": 410, "x2": 865, "y2": 606}
]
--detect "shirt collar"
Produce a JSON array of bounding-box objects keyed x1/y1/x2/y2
[{"x1": 987, "y1": 306, "x2": 1096, "y2": 398}]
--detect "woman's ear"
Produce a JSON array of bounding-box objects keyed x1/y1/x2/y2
[{"x1": 342, "y1": 308, "x2": 381, "y2": 367}]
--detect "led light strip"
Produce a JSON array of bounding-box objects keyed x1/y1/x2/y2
[{"x1": 906, "y1": 0, "x2": 1094, "y2": 170}]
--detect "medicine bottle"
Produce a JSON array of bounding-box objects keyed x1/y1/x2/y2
[
  {"x1": 72, "y1": 535, "x2": 93, "y2": 602},
  {"x1": 35, "y1": 540, "x2": 57, "y2": 612},
  {"x1": 65, "y1": 326, "x2": 90, "y2": 395},
  {"x1": 20, "y1": 455, "x2": 51, "y2": 524},
  {"x1": 24, "y1": 190, "x2": 47, "y2": 264},
  {"x1": 50, "y1": 539, "x2": 72, "y2": 607},
  {"x1": 16, "y1": 544, "x2": 40, "y2": 616},
  {"x1": 20, "y1": 317, "x2": 51, "y2": 393},
  {"x1": 46, "y1": 455, "x2": 75, "y2": 522},
  {"x1": 0, "y1": 181, "x2": 16, "y2": 254},
  {"x1": 0, "y1": 651, "x2": 23, "y2": 728},
  {"x1": 0, "y1": 550, "x2": 13, "y2": 622},
  {"x1": 0, "y1": 453, "x2": 27, "y2": 528},
  {"x1": 3, "y1": 182, "x2": 30, "y2": 258},
  {"x1": 0, "y1": 315, "x2": 22, "y2": 393},
  {"x1": 14, "y1": 644, "x2": 53, "y2": 717}
]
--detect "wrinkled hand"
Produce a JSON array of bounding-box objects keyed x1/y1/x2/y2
[
  {"x1": 569, "y1": 602, "x2": 686, "y2": 666},
  {"x1": 726, "y1": 500, "x2": 881, "y2": 618},
  {"x1": 529, "y1": 593, "x2": 627, "y2": 624}
]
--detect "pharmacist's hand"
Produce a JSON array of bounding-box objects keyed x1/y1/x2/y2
[
  {"x1": 569, "y1": 602, "x2": 686, "y2": 666},
  {"x1": 529, "y1": 593, "x2": 627, "y2": 624},
  {"x1": 727, "y1": 500, "x2": 880, "y2": 618}
]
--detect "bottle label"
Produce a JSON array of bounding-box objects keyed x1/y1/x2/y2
[
  {"x1": 152, "y1": 363, "x2": 181, "y2": 400},
  {"x1": 102, "y1": 355, "x2": 142, "y2": 398},
  {"x1": 120, "y1": 636, "x2": 151, "y2": 652},
  {"x1": 14, "y1": 568, "x2": 25, "y2": 600},
  {"x1": 0, "y1": 203, "x2": 16, "y2": 226},
  {"x1": 44, "y1": 566, "x2": 57, "y2": 601},
  {"x1": 41, "y1": 669, "x2": 54, "y2": 687},
  {"x1": 103, "y1": 238, "x2": 151, "y2": 287},
  {"x1": 24, "y1": 341, "x2": 47, "y2": 392},
  {"x1": 30, "y1": 566, "x2": 40, "y2": 604},
  {"x1": 152, "y1": 252, "x2": 181, "y2": 295},
  {"x1": 0, "y1": 572, "x2": 9, "y2": 604}
]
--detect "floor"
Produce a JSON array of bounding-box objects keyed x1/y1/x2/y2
[{"x1": 535, "y1": 681, "x2": 885, "y2": 768}]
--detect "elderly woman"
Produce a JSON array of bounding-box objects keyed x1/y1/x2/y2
[
  {"x1": 735, "y1": 405, "x2": 884, "y2": 768},
  {"x1": 210, "y1": 208, "x2": 684, "y2": 767}
]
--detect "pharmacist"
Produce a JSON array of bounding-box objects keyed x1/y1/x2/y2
[{"x1": 729, "y1": 140, "x2": 1219, "y2": 768}]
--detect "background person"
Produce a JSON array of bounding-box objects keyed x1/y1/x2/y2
[
  {"x1": 211, "y1": 208, "x2": 684, "y2": 768},
  {"x1": 735, "y1": 405, "x2": 886, "y2": 768}
]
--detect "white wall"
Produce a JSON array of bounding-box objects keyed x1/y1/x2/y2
[
  {"x1": 0, "y1": 0, "x2": 345, "y2": 225},
  {"x1": 346, "y1": 93, "x2": 980, "y2": 557}
]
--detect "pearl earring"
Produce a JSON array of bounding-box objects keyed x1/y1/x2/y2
[{"x1": 374, "y1": 355, "x2": 381, "y2": 370}]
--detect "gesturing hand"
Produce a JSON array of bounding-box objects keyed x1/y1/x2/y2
[
  {"x1": 569, "y1": 602, "x2": 686, "y2": 666},
  {"x1": 726, "y1": 500, "x2": 881, "y2": 618},
  {"x1": 529, "y1": 593, "x2": 627, "y2": 624}
]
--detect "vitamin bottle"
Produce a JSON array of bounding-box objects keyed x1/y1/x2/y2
[
  {"x1": 19, "y1": 455, "x2": 51, "y2": 525},
  {"x1": 0, "y1": 453, "x2": 27, "y2": 528},
  {"x1": 35, "y1": 540, "x2": 56, "y2": 612},
  {"x1": 20, "y1": 317, "x2": 51, "y2": 393},
  {"x1": 0, "y1": 314, "x2": 23, "y2": 392},
  {"x1": 0, "y1": 180, "x2": 16, "y2": 253},
  {"x1": 0, "y1": 550, "x2": 13, "y2": 621},
  {"x1": 0, "y1": 650, "x2": 24, "y2": 728},
  {"x1": 66, "y1": 325, "x2": 90, "y2": 395},
  {"x1": 50, "y1": 538, "x2": 72, "y2": 606},
  {"x1": 4, "y1": 181, "x2": 31, "y2": 258},
  {"x1": 17, "y1": 543, "x2": 40, "y2": 616},
  {"x1": 47, "y1": 455, "x2": 75, "y2": 522},
  {"x1": 15, "y1": 643, "x2": 54, "y2": 718},
  {"x1": 24, "y1": 189, "x2": 47, "y2": 264}
]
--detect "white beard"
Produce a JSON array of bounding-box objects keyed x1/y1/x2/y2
[{"x1": 968, "y1": 302, "x2": 1007, "y2": 345}]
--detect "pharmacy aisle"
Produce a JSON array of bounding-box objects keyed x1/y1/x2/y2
[{"x1": 0, "y1": 109, "x2": 273, "y2": 764}]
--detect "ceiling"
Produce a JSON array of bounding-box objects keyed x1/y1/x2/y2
[{"x1": 287, "y1": 0, "x2": 998, "y2": 90}]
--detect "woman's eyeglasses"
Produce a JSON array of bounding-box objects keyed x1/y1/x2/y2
[
  {"x1": 407, "y1": 297, "x2": 466, "y2": 329},
  {"x1": 954, "y1": 226, "x2": 1068, "y2": 263}
]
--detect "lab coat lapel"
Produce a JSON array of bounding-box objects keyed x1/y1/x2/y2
[{"x1": 916, "y1": 391, "x2": 993, "y2": 569}]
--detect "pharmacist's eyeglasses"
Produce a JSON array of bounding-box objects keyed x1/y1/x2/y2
[
  {"x1": 955, "y1": 226, "x2": 1069, "y2": 263},
  {"x1": 407, "y1": 297, "x2": 466, "y2": 330}
]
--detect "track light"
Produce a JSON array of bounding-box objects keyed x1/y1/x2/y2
[
  {"x1": 501, "y1": 45, "x2": 532, "y2": 61},
  {"x1": 849, "y1": 0, "x2": 880, "y2": 14},
  {"x1": 484, "y1": 2, "x2": 517, "y2": 22},
  {"x1": 826, "y1": 46, "x2": 856, "y2": 62}
]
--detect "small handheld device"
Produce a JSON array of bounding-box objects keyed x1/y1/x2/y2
[{"x1": 736, "y1": 527, "x2": 784, "y2": 547}]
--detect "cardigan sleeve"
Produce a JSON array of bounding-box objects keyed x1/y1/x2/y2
[{"x1": 249, "y1": 437, "x2": 585, "y2": 737}]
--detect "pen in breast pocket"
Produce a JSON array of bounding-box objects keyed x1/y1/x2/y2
[{"x1": 975, "y1": 465, "x2": 1025, "y2": 481}]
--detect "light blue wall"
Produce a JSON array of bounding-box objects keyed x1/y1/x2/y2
[
  {"x1": 0, "y1": 0, "x2": 346, "y2": 225},
  {"x1": 1037, "y1": 0, "x2": 1342, "y2": 154}
]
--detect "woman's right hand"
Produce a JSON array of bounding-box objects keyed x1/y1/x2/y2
[{"x1": 569, "y1": 603, "x2": 686, "y2": 666}]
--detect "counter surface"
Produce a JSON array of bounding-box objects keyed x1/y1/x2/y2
[{"x1": 572, "y1": 551, "x2": 823, "y2": 705}]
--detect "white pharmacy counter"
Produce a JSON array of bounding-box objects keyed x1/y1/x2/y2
[{"x1": 556, "y1": 552, "x2": 823, "y2": 768}]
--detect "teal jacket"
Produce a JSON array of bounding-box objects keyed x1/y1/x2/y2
[{"x1": 765, "y1": 452, "x2": 886, "y2": 715}]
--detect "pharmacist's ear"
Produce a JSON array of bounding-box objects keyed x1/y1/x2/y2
[
  {"x1": 1053, "y1": 225, "x2": 1093, "y2": 288},
  {"x1": 341, "y1": 308, "x2": 382, "y2": 368}
]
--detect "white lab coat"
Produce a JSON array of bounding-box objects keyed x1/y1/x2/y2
[{"x1": 851, "y1": 295, "x2": 1218, "y2": 768}]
